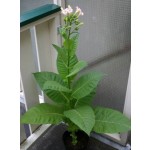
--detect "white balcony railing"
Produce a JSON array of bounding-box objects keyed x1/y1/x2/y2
[{"x1": 20, "y1": 4, "x2": 61, "y2": 149}]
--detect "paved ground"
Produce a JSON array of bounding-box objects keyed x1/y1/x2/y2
[{"x1": 28, "y1": 124, "x2": 117, "y2": 150}]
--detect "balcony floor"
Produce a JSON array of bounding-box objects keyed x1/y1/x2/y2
[{"x1": 28, "y1": 124, "x2": 118, "y2": 150}]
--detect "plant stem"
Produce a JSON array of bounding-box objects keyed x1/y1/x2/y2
[
  {"x1": 67, "y1": 20, "x2": 71, "y2": 89},
  {"x1": 70, "y1": 131, "x2": 78, "y2": 145}
]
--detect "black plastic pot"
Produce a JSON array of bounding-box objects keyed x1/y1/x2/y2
[{"x1": 63, "y1": 130, "x2": 89, "y2": 150}]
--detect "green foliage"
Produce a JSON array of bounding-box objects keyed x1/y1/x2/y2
[
  {"x1": 21, "y1": 103, "x2": 65, "y2": 124},
  {"x1": 43, "y1": 81, "x2": 71, "y2": 92},
  {"x1": 67, "y1": 60, "x2": 87, "y2": 78},
  {"x1": 33, "y1": 72, "x2": 70, "y2": 104},
  {"x1": 71, "y1": 72, "x2": 104, "y2": 100},
  {"x1": 52, "y1": 44, "x2": 67, "y2": 61},
  {"x1": 57, "y1": 54, "x2": 78, "y2": 80},
  {"x1": 21, "y1": 6, "x2": 131, "y2": 146},
  {"x1": 59, "y1": 27, "x2": 68, "y2": 39},
  {"x1": 64, "y1": 34, "x2": 79, "y2": 57},
  {"x1": 64, "y1": 106, "x2": 95, "y2": 135},
  {"x1": 74, "y1": 89, "x2": 96, "y2": 108},
  {"x1": 33, "y1": 72, "x2": 65, "y2": 90},
  {"x1": 93, "y1": 107, "x2": 131, "y2": 133},
  {"x1": 70, "y1": 131, "x2": 78, "y2": 145}
]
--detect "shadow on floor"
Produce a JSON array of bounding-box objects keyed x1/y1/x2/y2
[{"x1": 28, "y1": 124, "x2": 117, "y2": 150}]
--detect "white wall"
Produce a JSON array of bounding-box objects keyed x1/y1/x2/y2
[{"x1": 66, "y1": 0, "x2": 131, "y2": 112}]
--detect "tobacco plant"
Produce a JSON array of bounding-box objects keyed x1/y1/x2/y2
[{"x1": 21, "y1": 6, "x2": 131, "y2": 145}]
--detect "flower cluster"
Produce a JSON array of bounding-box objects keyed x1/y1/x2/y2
[
  {"x1": 61, "y1": 5, "x2": 84, "y2": 16},
  {"x1": 60, "y1": 5, "x2": 84, "y2": 39}
]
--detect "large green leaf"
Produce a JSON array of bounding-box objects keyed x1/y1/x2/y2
[
  {"x1": 72, "y1": 72, "x2": 103, "y2": 100},
  {"x1": 53, "y1": 37, "x2": 78, "y2": 79},
  {"x1": 64, "y1": 34, "x2": 79, "y2": 57},
  {"x1": 57, "y1": 54, "x2": 68, "y2": 79},
  {"x1": 33, "y1": 72, "x2": 70, "y2": 104},
  {"x1": 33, "y1": 72, "x2": 65, "y2": 89},
  {"x1": 74, "y1": 89, "x2": 96, "y2": 108},
  {"x1": 45, "y1": 90, "x2": 70, "y2": 104},
  {"x1": 93, "y1": 107, "x2": 131, "y2": 133},
  {"x1": 43, "y1": 81, "x2": 71, "y2": 92},
  {"x1": 57, "y1": 54, "x2": 78, "y2": 79},
  {"x1": 53, "y1": 44, "x2": 68, "y2": 79},
  {"x1": 52, "y1": 44, "x2": 67, "y2": 61},
  {"x1": 70, "y1": 34, "x2": 79, "y2": 56},
  {"x1": 20, "y1": 103, "x2": 65, "y2": 124},
  {"x1": 66, "y1": 61, "x2": 87, "y2": 78},
  {"x1": 64, "y1": 106, "x2": 95, "y2": 135}
]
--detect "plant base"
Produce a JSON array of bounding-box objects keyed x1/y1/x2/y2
[{"x1": 63, "y1": 130, "x2": 89, "y2": 150}]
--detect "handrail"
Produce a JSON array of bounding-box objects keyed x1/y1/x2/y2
[
  {"x1": 20, "y1": 4, "x2": 60, "y2": 27},
  {"x1": 20, "y1": 4, "x2": 61, "y2": 145}
]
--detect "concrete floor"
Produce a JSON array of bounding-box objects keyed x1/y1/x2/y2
[{"x1": 28, "y1": 124, "x2": 117, "y2": 150}]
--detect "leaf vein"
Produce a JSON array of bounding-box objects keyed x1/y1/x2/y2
[
  {"x1": 72, "y1": 79, "x2": 93, "y2": 96},
  {"x1": 95, "y1": 120, "x2": 130, "y2": 128}
]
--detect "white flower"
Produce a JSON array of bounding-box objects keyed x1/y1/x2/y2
[
  {"x1": 61, "y1": 5, "x2": 84, "y2": 16},
  {"x1": 61, "y1": 7, "x2": 67, "y2": 15},
  {"x1": 75, "y1": 6, "x2": 84, "y2": 16},
  {"x1": 61, "y1": 5, "x2": 73, "y2": 15},
  {"x1": 68, "y1": 5, "x2": 73, "y2": 13}
]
